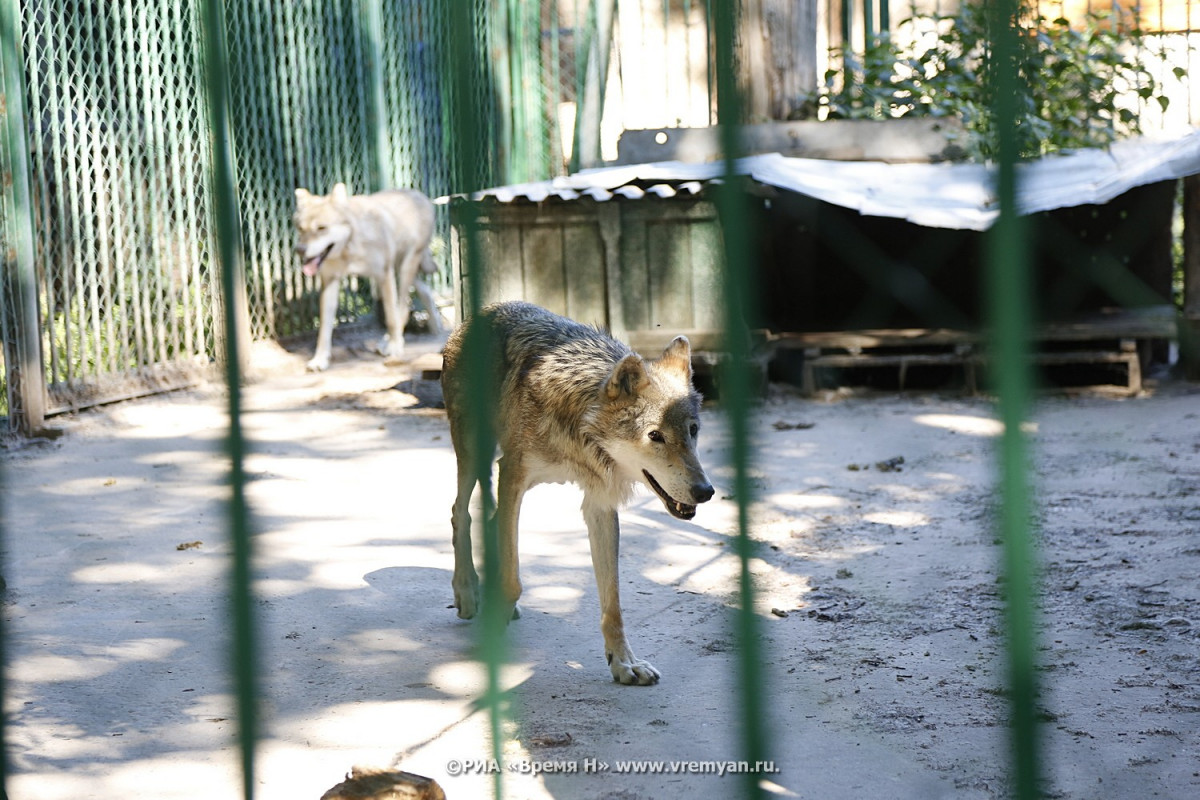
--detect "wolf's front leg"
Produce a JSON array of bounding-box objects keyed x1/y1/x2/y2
[
  {"x1": 583, "y1": 500, "x2": 660, "y2": 685},
  {"x1": 494, "y1": 456, "x2": 527, "y2": 624},
  {"x1": 307, "y1": 276, "x2": 341, "y2": 371},
  {"x1": 376, "y1": 265, "x2": 409, "y2": 364},
  {"x1": 451, "y1": 457, "x2": 480, "y2": 619}
]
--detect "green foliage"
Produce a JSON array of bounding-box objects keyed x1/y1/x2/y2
[{"x1": 807, "y1": 1, "x2": 1172, "y2": 161}]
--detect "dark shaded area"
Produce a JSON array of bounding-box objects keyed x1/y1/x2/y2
[{"x1": 756, "y1": 180, "x2": 1177, "y2": 334}]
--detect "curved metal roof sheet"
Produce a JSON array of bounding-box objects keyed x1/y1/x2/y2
[{"x1": 444, "y1": 129, "x2": 1200, "y2": 231}]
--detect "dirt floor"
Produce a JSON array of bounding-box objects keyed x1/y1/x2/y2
[{"x1": 2, "y1": 327, "x2": 1199, "y2": 800}]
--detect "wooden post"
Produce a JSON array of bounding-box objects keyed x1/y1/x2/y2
[
  {"x1": 738, "y1": 0, "x2": 819, "y2": 122},
  {"x1": 1183, "y1": 175, "x2": 1200, "y2": 379},
  {"x1": 572, "y1": 0, "x2": 615, "y2": 171}
]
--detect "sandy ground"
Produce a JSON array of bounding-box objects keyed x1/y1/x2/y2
[{"x1": 2, "y1": 327, "x2": 1199, "y2": 800}]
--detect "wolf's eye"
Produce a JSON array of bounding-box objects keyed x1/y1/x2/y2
[
  {"x1": 648, "y1": 430, "x2": 665, "y2": 443},
  {"x1": 689, "y1": 423, "x2": 699, "y2": 438}
]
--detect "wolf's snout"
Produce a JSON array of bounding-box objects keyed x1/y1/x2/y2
[{"x1": 692, "y1": 482, "x2": 714, "y2": 504}]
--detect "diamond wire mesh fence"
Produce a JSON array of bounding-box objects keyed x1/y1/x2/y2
[
  {"x1": 8, "y1": 0, "x2": 220, "y2": 419},
  {"x1": 0, "y1": 0, "x2": 505, "y2": 426}
]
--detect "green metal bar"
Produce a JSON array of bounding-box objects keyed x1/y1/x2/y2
[
  {"x1": 358, "y1": 0, "x2": 391, "y2": 191},
  {"x1": 1, "y1": 0, "x2": 46, "y2": 434},
  {"x1": 444, "y1": 6, "x2": 505, "y2": 797},
  {"x1": 712, "y1": 2, "x2": 768, "y2": 798},
  {"x1": 985, "y1": 2, "x2": 1042, "y2": 799},
  {"x1": 2, "y1": 0, "x2": 36, "y2": 789},
  {"x1": 200, "y1": 2, "x2": 257, "y2": 799}
]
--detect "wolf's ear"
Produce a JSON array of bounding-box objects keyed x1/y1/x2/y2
[
  {"x1": 330, "y1": 182, "x2": 349, "y2": 203},
  {"x1": 658, "y1": 336, "x2": 693, "y2": 381},
  {"x1": 605, "y1": 354, "x2": 650, "y2": 400}
]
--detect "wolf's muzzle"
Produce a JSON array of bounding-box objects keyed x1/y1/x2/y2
[{"x1": 644, "y1": 471, "x2": 714, "y2": 521}]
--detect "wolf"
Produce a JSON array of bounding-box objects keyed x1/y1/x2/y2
[
  {"x1": 441, "y1": 301, "x2": 715, "y2": 685},
  {"x1": 293, "y1": 183, "x2": 443, "y2": 372}
]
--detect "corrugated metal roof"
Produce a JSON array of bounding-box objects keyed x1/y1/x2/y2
[
  {"x1": 443, "y1": 129, "x2": 1200, "y2": 231},
  {"x1": 444, "y1": 175, "x2": 713, "y2": 204}
]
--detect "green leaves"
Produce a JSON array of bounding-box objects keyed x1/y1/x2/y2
[{"x1": 805, "y1": 2, "x2": 1172, "y2": 161}]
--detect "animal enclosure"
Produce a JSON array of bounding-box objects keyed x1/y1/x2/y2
[{"x1": 2, "y1": 2, "x2": 1200, "y2": 800}]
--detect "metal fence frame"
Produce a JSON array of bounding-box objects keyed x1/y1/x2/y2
[{"x1": 3, "y1": 0, "x2": 1196, "y2": 798}]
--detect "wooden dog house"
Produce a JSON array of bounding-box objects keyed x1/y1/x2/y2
[{"x1": 448, "y1": 130, "x2": 1200, "y2": 394}]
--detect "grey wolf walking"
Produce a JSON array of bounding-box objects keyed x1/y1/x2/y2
[
  {"x1": 293, "y1": 183, "x2": 443, "y2": 371},
  {"x1": 441, "y1": 301, "x2": 714, "y2": 685}
]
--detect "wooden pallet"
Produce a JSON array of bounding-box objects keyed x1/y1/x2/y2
[{"x1": 769, "y1": 308, "x2": 1176, "y2": 396}]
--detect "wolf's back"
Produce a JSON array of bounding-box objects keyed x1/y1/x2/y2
[{"x1": 442, "y1": 302, "x2": 627, "y2": 428}]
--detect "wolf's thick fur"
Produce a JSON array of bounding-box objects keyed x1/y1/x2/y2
[
  {"x1": 293, "y1": 183, "x2": 443, "y2": 371},
  {"x1": 442, "y1": 301, "x2": 714, "y2": 685}
]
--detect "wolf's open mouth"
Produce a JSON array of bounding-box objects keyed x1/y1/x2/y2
[
  {"x1": 301, "y1": 243, "x2": 334, "y2": 277},
  {"x1": 643, "y1": 470, "x2": 697, "y2": 520}
]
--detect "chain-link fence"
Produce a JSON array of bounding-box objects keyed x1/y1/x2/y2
[
  {"x1": 1, "y1": 0, "x2": 502, "y2": 429},
  {"x1": 3, "y1": 0, "x2": 220, "y2": 422}
]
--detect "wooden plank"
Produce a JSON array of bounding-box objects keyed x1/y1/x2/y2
[
  {"x1": 807, "y1": 353, "x2": 971, "y2": 368},
  {"x1": 770, "y1": 307, "x2": 1177, "y2": 352},
  {"x1": 1036, "y1": 307, "x2": 1177, "y2": 342},
  {"x1": 411, "y1": 352, "x2": 444, "y2": 381},
  {"x1": 599, "y1": 203, "x2": 625, "y2": 338},
  {"x1": 648, "y1": 218, "x2": 695, "y2": 329},
  {"x1": 1183, "y1": 174, "x2": 1200, "y2": 379},
  {"x1": 1186, "y1": 175, "x2": 1200, "y2": 318},
  {"x1": 618, "y1": 210, "x2": 651, "y2": 332},
  {"x1": 627, "y1": 328, "x2": 729, "y2": 354},
  {"x1": 689, "y1": 211, "x2": 725, "y2": 331},
  {"x1": 772, "y1": 328, "x2": 978, "y2": 350},
  {"x1": 802, "y1": 348, "x2": 1141, "y2": 395},
  {"x1": 476, "y1": 223, "x2": 523, "y2": 305},
  {"x1": 522, "y1": 223, "x2": 566, "y2": 315},
  {"x1": 615, "y1": 118, "x2": 965, "y2": 164},
  {"x1": 564, "y1": 222, "x2": 607, "y2": 326}
]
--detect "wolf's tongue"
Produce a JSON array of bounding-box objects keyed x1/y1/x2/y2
[{"x1": 302, "y1": 257, "x2": 321, "y2": 277}]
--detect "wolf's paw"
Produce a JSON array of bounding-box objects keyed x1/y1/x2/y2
[
  {"x1": 306, "y1": 356, "x2": 330, "y2": 372},
  {"x1": 454, "y1": 588, "x2": 479, "y2": 620},
  {"x1": 377, "y1": 335, "x2": 406, "y2": 363},
  {"x1": 607, "y1": 651, "x2": 661, "y2": 686}
]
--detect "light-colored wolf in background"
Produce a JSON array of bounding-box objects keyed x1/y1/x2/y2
[
  {"x1": 293, "y1": 183, "x2": 443, "y2": 372},
  {"x1": 441, "y1": 301, "x2": 715, "y2": 685}
]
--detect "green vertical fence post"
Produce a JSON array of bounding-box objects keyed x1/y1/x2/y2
[
  {"x1": 1, "y1": 0, "x2": 47, "y2": 436},
  {"x1": 444, "y1": 3, "x2": 505, "y2": 797},
  {"x1": 985, "y1": 2, "x2": 1042, "y2": 798},
  {"x1": 359, "y1": 0, "x2": 391, "y2": 192},
  {"x1": 200, "y1": 2, "x2": 257, "y2": 799},
  {"x1": 499, "y1": 0, "x2": 547, "y2": 183},
  {"x1": 713, "y1": 2, "x2": 769, "y2": 798}
]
